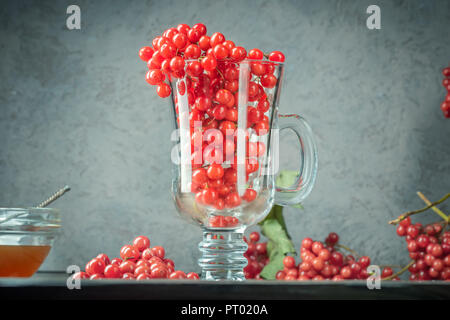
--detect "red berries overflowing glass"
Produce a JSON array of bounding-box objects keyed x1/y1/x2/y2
[
  {"x1": 139, "y1": 23, "x2": 285, "y2": 99},
  {"x1": 73, "y1": 236, "x2": 199, "y2": 280},
  {"x1": 441, "y1": 66, "x2": 450, "y2": 118},
  {"x1": 396, "y1": 218, "x2": 450, "y2": 280}
]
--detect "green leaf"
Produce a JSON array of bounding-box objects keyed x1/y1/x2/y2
[
  {"x1": 258, "y1": 205, "x2": 296, "y2": 279},
  {"x1": 291, "y1": 203, "x2": 304, "y2": 209},
  {"x1": 257, "y1": 170, "x2": 305, "y2": 279},
  {"x1": 276, "y1": 170, "x2": 300, "y2": 188},
  {"x1": 275, "y1": 170, "x2": 304, "y2": 210}
]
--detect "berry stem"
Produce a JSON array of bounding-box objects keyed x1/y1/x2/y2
[
  {"x1": 382, "y1": 260, "x2": 414, "y2": 281},
  {"x1": 334, "y1": 243, "x2": 358, "y2": 258},
  {"x1": 388, "y1": 193, "x2": 450, "y2": 225},
  {"x1": 379, "y1": 265, "x2": 403, "y2": 269},
  {"x1": 416, "y1": 191, "x2": 449, "y2": 222},
  {"x1": 215, "y1": 67, "x2": 225, "y2": 80}
]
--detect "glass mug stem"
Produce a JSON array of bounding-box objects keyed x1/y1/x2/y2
[{"x1": 198, "y1": 226, "x2": 248, "y2": 281}]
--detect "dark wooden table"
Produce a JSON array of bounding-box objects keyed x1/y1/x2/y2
[{"x1": 0, "y1": 272, "x2": 449, "y2": 300}]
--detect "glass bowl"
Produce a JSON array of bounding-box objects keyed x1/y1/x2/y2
[{"x1": 0, "y1": 207, "x2": 61, "y2": 277}]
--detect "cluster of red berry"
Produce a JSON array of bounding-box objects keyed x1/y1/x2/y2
[
  {"x1": 396, "y1": 217, "x2": 450, "y2": 280},
  {"x1": 441, "y1": 67, "x2": 450, "y2": 118},
  {"x1": 139, "y1": 23, "x2": 285, "y2": 213},
  {"x1": 243, "y1": 232, "x2": 268, "y2": 279},
  {"x1": 73, "y1": 236, "x2": 199, "y2": 280},
  {"x1": 276, "y1": 233, "x2": 395, "y2": 281},
  {"x1": 241, "y1": 231, "x2": 396, "y2": 281}
]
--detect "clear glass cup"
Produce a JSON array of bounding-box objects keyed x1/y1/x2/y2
[
  {"x1": 0, "y1": 208, "x2": 61, "y2": 277},
  {"x1": 169, "y1": 59, "x2": 317, "y2": 280}
]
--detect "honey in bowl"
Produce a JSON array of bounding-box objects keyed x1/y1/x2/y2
[
  {"x1": 0, "y1": 207, "x2": 61, "y2": 277},
  {"x1": 0, "y1": 245, "x2": 51, "y2": 277}
]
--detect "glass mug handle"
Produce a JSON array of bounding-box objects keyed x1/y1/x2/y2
[{"x1": 274, "y1": 114, "x2": 318, "y2": 206}]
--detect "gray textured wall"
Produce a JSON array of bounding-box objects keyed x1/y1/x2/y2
[{"x1": 1, "y1": 0, "x2": 449, "y2": 276}]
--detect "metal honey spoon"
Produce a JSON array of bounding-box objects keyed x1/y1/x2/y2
[{"x1": 0, "y1": 185, "x2": 70, "y2": 224}]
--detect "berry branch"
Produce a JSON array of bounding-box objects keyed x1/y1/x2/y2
[
  {"x1": 379, "y1": 265, "x2": 403, "y2": 269},
  {"x1": 334, "y1": 243, "x2": 359, "y2": 258},
  {"x1": 388, "y1": 193, "x2": 450, "y2": 225},
  {"x1": 417, "y1": 191, "x2": 449, "y2": 222},
  {"x1": 381, "y1": 260, "x2": 414, "y2": 281},
  {"x1": 390, "y1": 192, "x2": 449, "y2": 280}
]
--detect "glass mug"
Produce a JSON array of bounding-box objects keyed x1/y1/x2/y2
[{"x1": 169, "y1": 59, "x2": 317, "y2": 280}]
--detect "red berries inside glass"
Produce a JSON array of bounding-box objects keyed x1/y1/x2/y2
[{"x1": 139, "y1": 23, "x2": 286, "y2": 219}]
